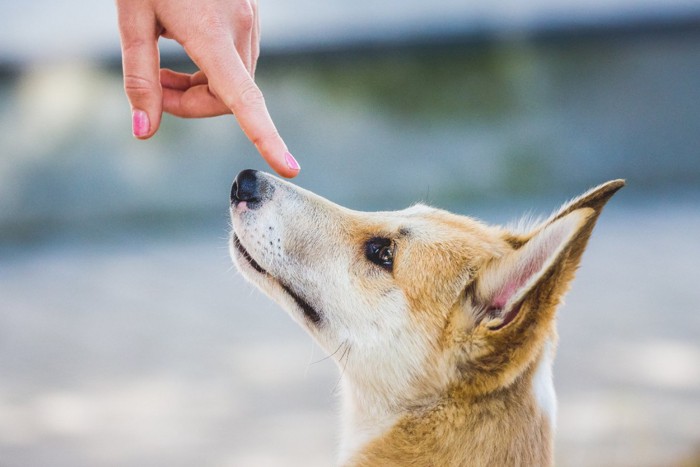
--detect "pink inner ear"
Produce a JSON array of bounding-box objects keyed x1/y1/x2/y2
[
  {"x1": 490, "y1": 216, "x2": 575, "y2": 312},
  {"x1": 487, "y1": 262, "x2": 541, "y2": 329},
  {"x1": 491, "y1": 244, "x2": 552, "y2": 310},
  {"x1": 492, "y1": 282, "x2": 517, "y2": 309}
]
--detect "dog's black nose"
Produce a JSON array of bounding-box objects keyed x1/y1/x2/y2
[{"x1": 231, "y1": 169, "x2": 262, "y2": 204}]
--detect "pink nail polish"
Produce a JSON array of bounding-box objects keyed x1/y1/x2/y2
[
  {"x1": 285, "y1": 151, "x2": 300, "y2": 171},
  {"x1": 132, "y1": 110, "x2": 150, "y2": 137}
]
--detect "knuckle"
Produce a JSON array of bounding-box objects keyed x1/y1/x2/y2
[
  {"x1": 234, "y1": 82, "x2": 265, "y2": 110},
  {"x1": 123, "y1": 74, "x2": 157, "y2": 97},
  {"x1": 234, "y1": 2, "x2": 255, "y2": 31}
]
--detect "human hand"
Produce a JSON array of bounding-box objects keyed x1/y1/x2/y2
[{"x1": 116, "y1": 0, "x2": 299, "y2": 177}]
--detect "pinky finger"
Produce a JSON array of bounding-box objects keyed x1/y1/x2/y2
[
  {"x1": 163, "y1": 85, "x2": 230, "y2": 118},
  {"x1": 160, "y1": 68, "x2": 193, "y2": 91}
]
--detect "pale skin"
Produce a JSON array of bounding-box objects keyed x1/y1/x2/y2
[{"x1": 115, "y1": 0, "x2": 300, "y2": 178}]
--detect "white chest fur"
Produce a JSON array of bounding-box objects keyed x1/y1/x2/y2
[
  {"x1": 337, "y1": 384, "x2": 398, "y2": 465},
  {"x1": 532, "y1": 340, "x2": 557, "y2": 428}
]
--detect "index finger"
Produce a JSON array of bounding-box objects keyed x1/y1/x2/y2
[{"x1": 182, "y1": 32, "x2": 299, "y2": 178}]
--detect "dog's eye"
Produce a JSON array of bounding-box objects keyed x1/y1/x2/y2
[{"x1": 365, "y1": 237, "x2": 394, "y2": 272}]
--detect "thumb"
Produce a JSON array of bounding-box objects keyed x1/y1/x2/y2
[{"x1": 116, "y1": 2, "x2": 162, "y2": 139}]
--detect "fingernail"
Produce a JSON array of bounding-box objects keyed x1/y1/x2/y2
[
  {"x1": 285, "y1": 151, "x2": 300, "y2": 171},
  {"x1": 132, "y1": 110, "x2": 150, "y2": 137}
]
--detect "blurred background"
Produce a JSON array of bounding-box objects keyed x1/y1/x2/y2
[{"x1": 1, "y1": 1, "x2": 700, "y2": 466}]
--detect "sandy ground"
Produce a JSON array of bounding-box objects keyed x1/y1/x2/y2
[{"x1": 0, "y1": 199, "x2": 699, "y2": 467}]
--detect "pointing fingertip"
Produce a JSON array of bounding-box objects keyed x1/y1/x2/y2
[
  {"x1": 284, "y1": 151, "x2": 300, "y2": 172},
  {"x1": 277, "y1": 151, "x2": 300, "y2": 178}
]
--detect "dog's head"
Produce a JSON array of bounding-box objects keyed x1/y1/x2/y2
[{"x1": 230, "y1": 170, "x2": 623, "y2": 407}]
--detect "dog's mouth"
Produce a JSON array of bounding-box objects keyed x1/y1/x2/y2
[
  {"x1": 233, "y1": 234, "x2": 267, "y2": 275},
  {"x1": 233, "y1": 234, "x2": 323, "y2": 325}
]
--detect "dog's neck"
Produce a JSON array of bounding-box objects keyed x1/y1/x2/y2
[
  {"x1": 338, "y1": 344, "x2": 557, "y2": 467},
  {"x1": 337, "y1": 380, "x2": 402, "y2": 465}
]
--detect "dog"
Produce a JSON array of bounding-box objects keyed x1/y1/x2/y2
[{"x1": 229, "y1": 169, "x2": 623, "y2": 466}]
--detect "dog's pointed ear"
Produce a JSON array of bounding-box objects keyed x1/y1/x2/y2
[{"x1": 475, "y1": 179, "x2": 625, "y2": 333}]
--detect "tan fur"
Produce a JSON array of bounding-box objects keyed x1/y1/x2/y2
[
  {"x1": 229, "y1": 173, "x2": 624, "y2": 466},
  {"x1": 351, "y1": 363, "x2": 553, "y2": 467}
]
